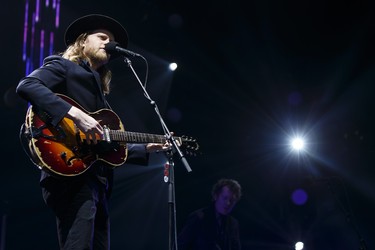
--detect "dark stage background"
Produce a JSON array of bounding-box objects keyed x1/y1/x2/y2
[{"x1": 1, "y1": 0, "x2": 375, "y2": 249}]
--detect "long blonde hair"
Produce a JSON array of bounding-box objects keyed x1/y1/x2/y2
[{"x1": 61, "y1": 33, "x2": 112, "y2": 95}]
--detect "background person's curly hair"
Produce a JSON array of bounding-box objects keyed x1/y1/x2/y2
[{"x1": 211, "y1": 178, "x2": 242, "y2": 201}]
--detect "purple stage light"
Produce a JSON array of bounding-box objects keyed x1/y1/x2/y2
[
  {"x1": 23, "y1": 0, "x2": 60, "y2": 74},
  {"x1": 291, "y1": 188, "x2": 308, "y2": 205}
]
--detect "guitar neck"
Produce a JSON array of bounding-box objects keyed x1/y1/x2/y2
[{"x1": 109, "y1": 130, "x2": 178, "y2": 144}]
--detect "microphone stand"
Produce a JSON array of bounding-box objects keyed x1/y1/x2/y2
[{"x1": 122, "y1": 56, "x2": 192, "y2": 250}]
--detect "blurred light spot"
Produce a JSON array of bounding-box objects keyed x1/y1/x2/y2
[
  {"x1": 295, "y1": 241, "x2": 304, "y2": 250},
  {"x1": 169, "y1": 62, "x2": 178, "y2": 71},
  {"x1": 291, "y1": 188, "x2": 308, "y2": 205}
]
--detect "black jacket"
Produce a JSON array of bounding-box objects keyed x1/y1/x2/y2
[{"x1": 177, "y1": 204, "x2": 241, "y2": 250}]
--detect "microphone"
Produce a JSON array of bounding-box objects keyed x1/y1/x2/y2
[{"x1": 104, "y1": 41, "x2": 141, "y2": 57}]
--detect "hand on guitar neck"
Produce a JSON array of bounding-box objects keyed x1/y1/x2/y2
[{"x1": 146, "y1": 132, "x2": 179, "y2": 153}]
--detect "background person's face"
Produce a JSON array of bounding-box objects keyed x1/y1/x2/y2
[{"x1": 214, "y1": 186, "x2": 238, "y2": 215}]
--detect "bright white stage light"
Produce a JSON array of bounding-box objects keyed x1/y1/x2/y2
[
  {"x1": 291, "y1": 137, "x2": 305, "y2": 151},
  {"x1": 169, "y1": 62, "x2": 177, "y2": 71},
  {"x1": 295, "y1": 241, "x2": 304, "y2": 250}
]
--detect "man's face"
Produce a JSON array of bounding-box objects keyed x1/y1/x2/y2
[
  {"x1": 214, "y1": 186, "x2": 238, "y2": 215},
  {"x1": 82, "y1": 29, "x2": 114, "y2": 67}
]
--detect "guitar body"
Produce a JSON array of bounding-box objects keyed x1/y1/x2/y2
[{"x1": 22, "y1": 94, "x2": 127, "y2": 177}]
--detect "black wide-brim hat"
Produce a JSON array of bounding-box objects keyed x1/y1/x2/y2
[{"x1": 64, "y1": 14, "x2": 128, "y2": 48}]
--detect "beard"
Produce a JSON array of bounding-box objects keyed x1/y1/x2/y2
[{"x1": 85, "y1": 47, "x2": 109, "y2": 67}]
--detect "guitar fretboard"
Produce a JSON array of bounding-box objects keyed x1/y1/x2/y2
[{"x1": 110, "y1": 130, "x2": 171, "y2": 144}]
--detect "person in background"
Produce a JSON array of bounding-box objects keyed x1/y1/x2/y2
[
  {"x1": 177, "y1": 178, "x2": 242, "y2": 250},
  {"x1": 16, "y1": 14, "x2": 169, "y2": 250}
]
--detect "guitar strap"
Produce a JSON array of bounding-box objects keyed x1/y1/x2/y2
[{"x1": 104, "y1": 99, "x2": 112, "y2": 110}]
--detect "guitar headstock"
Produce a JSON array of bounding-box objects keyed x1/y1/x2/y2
[{"x1": 179, "y1": 135, "x2": 200, "y2": 156}]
